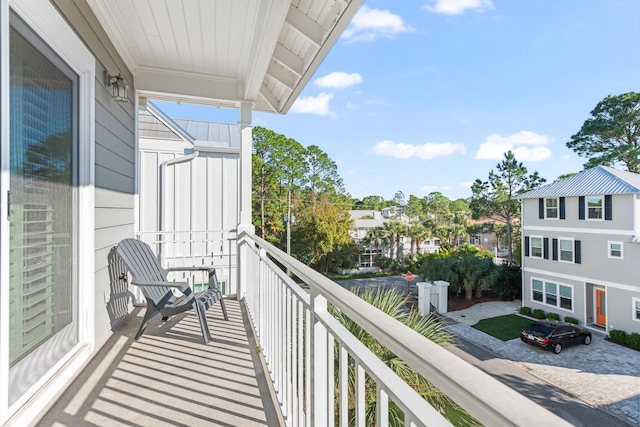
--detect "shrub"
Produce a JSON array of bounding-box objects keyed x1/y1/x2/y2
[
  {"x1": 625, "y1": 332, "x2": 640, "y2": 350},
  {"x1": 609, "y1": 329, "x2": 627, "y2": 344},
  {"x1": 545, "y1": 312, "x2": 560, "y2": 320},
  {"x1": 520, "y1": 306, "x2": 531, "y2": 315},
  {"x1": 564, "y1": 316, "x2": 579, "y2": 324},
  {"x1": 533, "y1": 308, "x2": 545, "y2": 319},
  {"x1": 492, "y1": 264, "x2": 522, "y2": 300}
]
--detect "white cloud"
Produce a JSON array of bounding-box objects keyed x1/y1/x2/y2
[
  {"x1": 475, "y1": 131, "x2": 552, "y2": 161},
  {"x1": 342, "y1": 6, "x2": 410, "y2": 42},
  {"x1": 372, "y1": 139, "x2": 466, "y2": 159},
  {"x1": 290, "y1": 93, "x2": 334, "y2": 115},
  {"x1": 425, "y1": 0, "x2": 494, "y2": 15},
  {"x1": 314, "y1": 72, "x2": 363, "y2": 88}
]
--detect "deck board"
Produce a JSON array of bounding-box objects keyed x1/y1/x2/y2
[{"x1": 36, "y1": 300, "x2": 282, "y2": 427}]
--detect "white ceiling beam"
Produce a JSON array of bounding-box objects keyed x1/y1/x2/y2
[
  {"x1": 134, "y1": 68, "x2": 246, "y2": 104},
  {"x1": 259, "y1": 84, "x2": 281, "y2": 113},
  {"x1": 266, "y1": 62, "x2": 297, "y2": 90},
  {"x1": 285, "y1": 4, "x2": 322, "y2": 48},
  {"x1": 272, "y1": 43, "x2": 304, "y2": 77}
]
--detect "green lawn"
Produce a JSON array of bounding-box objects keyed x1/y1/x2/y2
[{"x1": 471, "y1": 314, "x2": 534, "y2": 341}]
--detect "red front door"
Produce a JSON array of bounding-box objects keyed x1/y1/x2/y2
[{"x1": 596, "y1": 289, "x2": 606, "y2": 326}]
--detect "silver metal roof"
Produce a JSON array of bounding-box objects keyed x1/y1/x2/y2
[
  {"x1": 518, "y1": 166, "x2": 640, "y2": 199},
  {"x1": 172, "y1": 118, "x2": 240, "y2": 148}
]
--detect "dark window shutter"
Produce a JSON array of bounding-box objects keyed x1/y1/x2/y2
[
  {"x1": 575, "y1": 240, "x2": 581, "y2": 264},
  {"x1": 524, "y1": 236, "x2": 530, "y2": 257},
  {"x1": 605, "y1": 195, "x2": 612, "y2": 220},
  {"x1": 539, "y1": 198, "x2": 544, "y2": 219},
  {"x1": 578, "y1": 196, "x2": 585, "y2": 220},
  {"x1": 543, "y1": 238, "x2": 549, "y2": 259},
  {"x1": 559, "y1": 197, "x2": 565, "y2": 219},
  {"x1": 552, "y1": 238, "x2": 558, "y2": 261}
]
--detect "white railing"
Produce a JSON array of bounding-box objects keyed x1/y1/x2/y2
[
  {"x1": 136, "y1": 230, "x2": 237, "y2": 296},
  {"x1": 239, "y1": 231, "x2": 571, "y2": 427}
]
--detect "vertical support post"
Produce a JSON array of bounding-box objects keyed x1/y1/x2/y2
[
  {"x1": 237, "y1": 102, "x2": 255, "y2": 299},
  {"x1": 310, "y1": 288, "x2": 328, "y2": 427},
  {"x1": 434, "y1": 280, "x2": 450, "y2": 314}
]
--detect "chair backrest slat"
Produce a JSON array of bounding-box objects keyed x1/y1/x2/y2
[{"x1": 117, "y1": 239, "x2": 172, "y2": 304}]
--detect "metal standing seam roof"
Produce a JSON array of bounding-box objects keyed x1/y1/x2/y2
[
  {"x1": 172, "y1": 119, "x2": 241, "y2": 148},
  {"x1": 518, "y1": 166, "x2": 640, "y2": 199}
]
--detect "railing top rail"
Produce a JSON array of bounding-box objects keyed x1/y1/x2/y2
[
  {"x1": 137, "y1": 230, "x2": 237, "y2": 235},
  {"x1": 240, "y1": 231, "x2": 572, "y2": 427}
]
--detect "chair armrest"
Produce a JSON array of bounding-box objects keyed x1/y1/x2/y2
[
  {"x1": 165, "y1": 266, "x2": 214, "y2": 273},
  {"x1": 131, "y1": 280, "x2": 190, "y2": 291}
]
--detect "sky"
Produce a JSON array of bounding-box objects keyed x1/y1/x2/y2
[{"x1": 154, "y1": 0, "x2": 640, "y2": 202}]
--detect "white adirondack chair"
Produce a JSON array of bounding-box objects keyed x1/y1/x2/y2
[{"x1": 116, "y1": 238, "x2": 228, "y2": 344}]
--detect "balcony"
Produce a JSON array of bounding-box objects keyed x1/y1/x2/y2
[{"x1": 37, "y1": 231, "x2": 570, "y2": 426}]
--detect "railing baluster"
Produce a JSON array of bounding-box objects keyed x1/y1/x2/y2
[
  {"x1": 327, "y1": 334, "x2": 335, "y2": 426},
  {"x1": 355, "y1": 363, "x2": 365, "y2": 426},
  {"x1": 376, "y1": 386, "x2": 388, "y2": 426},
  {"x1": 339, "y1": 346, "x2": 348, "y2": 427}
]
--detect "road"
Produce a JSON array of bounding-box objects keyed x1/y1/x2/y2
[{"x1": 447, "y1": 337, "x2": 634, "y2": 427}]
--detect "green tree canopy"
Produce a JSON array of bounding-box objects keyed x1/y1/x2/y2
[
  {"x1": 566, "y1": 91, "x2": 640, "y2": 173},
  {"x1": 470, "y1": 151, "x2": 545, "y2": 266}
]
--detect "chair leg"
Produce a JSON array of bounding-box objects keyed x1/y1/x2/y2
[
  {"x1": 193, "y1": 301, "x2": 212, "y2": 344},
  {"x1": 135, "y1": 303, "x2": 159, "y2": 340},
  {"x1": 208, "y1": 268, "x2": 229, "y2": 321},
  {"x1": 219, "y1": 297, "x2": 229, "y2": 321}
]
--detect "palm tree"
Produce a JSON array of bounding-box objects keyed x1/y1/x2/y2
[
  {"x1": 408, "y1": 222, "x2": 430, "y2": 256},
  {"x1": 331, "y1": 287, "x2": 481, "y2": 426}
]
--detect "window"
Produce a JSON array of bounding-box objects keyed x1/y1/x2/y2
[
  {"x1": 545, "y1": 198, "x2": 558, "y2": 219},
  {"x1": 532, "y1": 279, "x2": 543, "y2": 302},
  {"x1": 559, "y1": 285, "x2": 572, "y2": 310},
  {"x1": 531, "y1": 279, "x2": 573, "y2": 311},
  {"x1": 587, "y1": 195, "x2": 603, "y2": 219},
  {"x1": 545, "y1": 282, "x2": 557, "y2": 306},
  {"x1": 559, "y1": 238, "x2": 574, "y2": 262},
  {"x1": 634, "y1": 298, "x2": 640, "y2": 322},
  {"x1": 608, "y1": 241, "x2": 623, "y2": 259},
  {"x1": 530, "y1": 236, "x2": 543, "y2": 258}
]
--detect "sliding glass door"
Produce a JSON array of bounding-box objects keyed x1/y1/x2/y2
[{"x1": 8, "y1": 12, "x2": 78, "y2": 405}]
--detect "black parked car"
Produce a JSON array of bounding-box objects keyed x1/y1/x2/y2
[{"x1": 520, "y1": 320, "x2": 592, "y2": 354}]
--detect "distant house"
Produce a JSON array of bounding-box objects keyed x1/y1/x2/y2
[
  {"x1": 348, "y1": 209, "x2": 440, "y2": 272},
  {"x1": 518, "y1": 166, "x2": 640, "y2": 334}
]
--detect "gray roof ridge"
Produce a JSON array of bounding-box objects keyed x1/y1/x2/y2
[{"x1": 146, "y1": 101, "x2": 196, "y2": 144}]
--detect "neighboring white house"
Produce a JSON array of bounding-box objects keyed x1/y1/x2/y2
[
  {"x1": 137, "y1": 101, "x2": 240, "y2": 293},
  {"x1": 348, "y1": 209, "x2": 440, "y2": 271},
  {"x1": 518, "y1": 166, "x2": 640, "y2": 334}
]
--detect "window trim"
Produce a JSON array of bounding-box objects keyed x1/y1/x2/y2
[
  {"x1": 633, "y1": 298, "x2": 640, "y2": 323},
  {"x1": 530, "y1": 235, "x2": 543, "y2": 259},
  {"x1": 544, "y1": 197, "x2": 559, "y2": 220},
  {"x1": 608, "y1": 241, "x2": 623, "y2": 259},
  {"x1": 586, "y1": 195, "x2": 604, "y2": 221},
  {"x1": 558, "y1": 237, "x2": 575, "y2": 263}
]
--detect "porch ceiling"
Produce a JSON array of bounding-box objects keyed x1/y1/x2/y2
[{"x1": 86, "y1": 0, "x2": 362, "y2": 113}]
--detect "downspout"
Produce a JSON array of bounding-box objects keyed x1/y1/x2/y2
[{"x1": 158, "y1": 150, "x2": 200, "y2": 265}]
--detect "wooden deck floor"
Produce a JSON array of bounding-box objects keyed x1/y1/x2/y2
[{"x1": 35, "y1": 300, "x2": 282, "y2": 427}]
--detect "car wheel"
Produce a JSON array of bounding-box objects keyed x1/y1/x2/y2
[
  {"x1": 584, "y1": 335, "x2": 591, "y2": 345},
  {"x1": 553, "y1": 343, "x2": 562, "y2": 354}
]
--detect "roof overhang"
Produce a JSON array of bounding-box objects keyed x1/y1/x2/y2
[{"x1": 85, "y1": 0, "x2": 363, "y2": 114}]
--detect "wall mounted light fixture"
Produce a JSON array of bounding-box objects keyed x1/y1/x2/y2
[{"x1": 104, "y1": 71, "x2": 129, "y2": 103}]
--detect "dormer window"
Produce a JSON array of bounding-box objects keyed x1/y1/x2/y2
[
  {"x1": 545, "y1": 198, "x2": 558, "y2": 219},
  {"x1": 587, "y1": 196, "x2": 603, "y2": 219}
]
